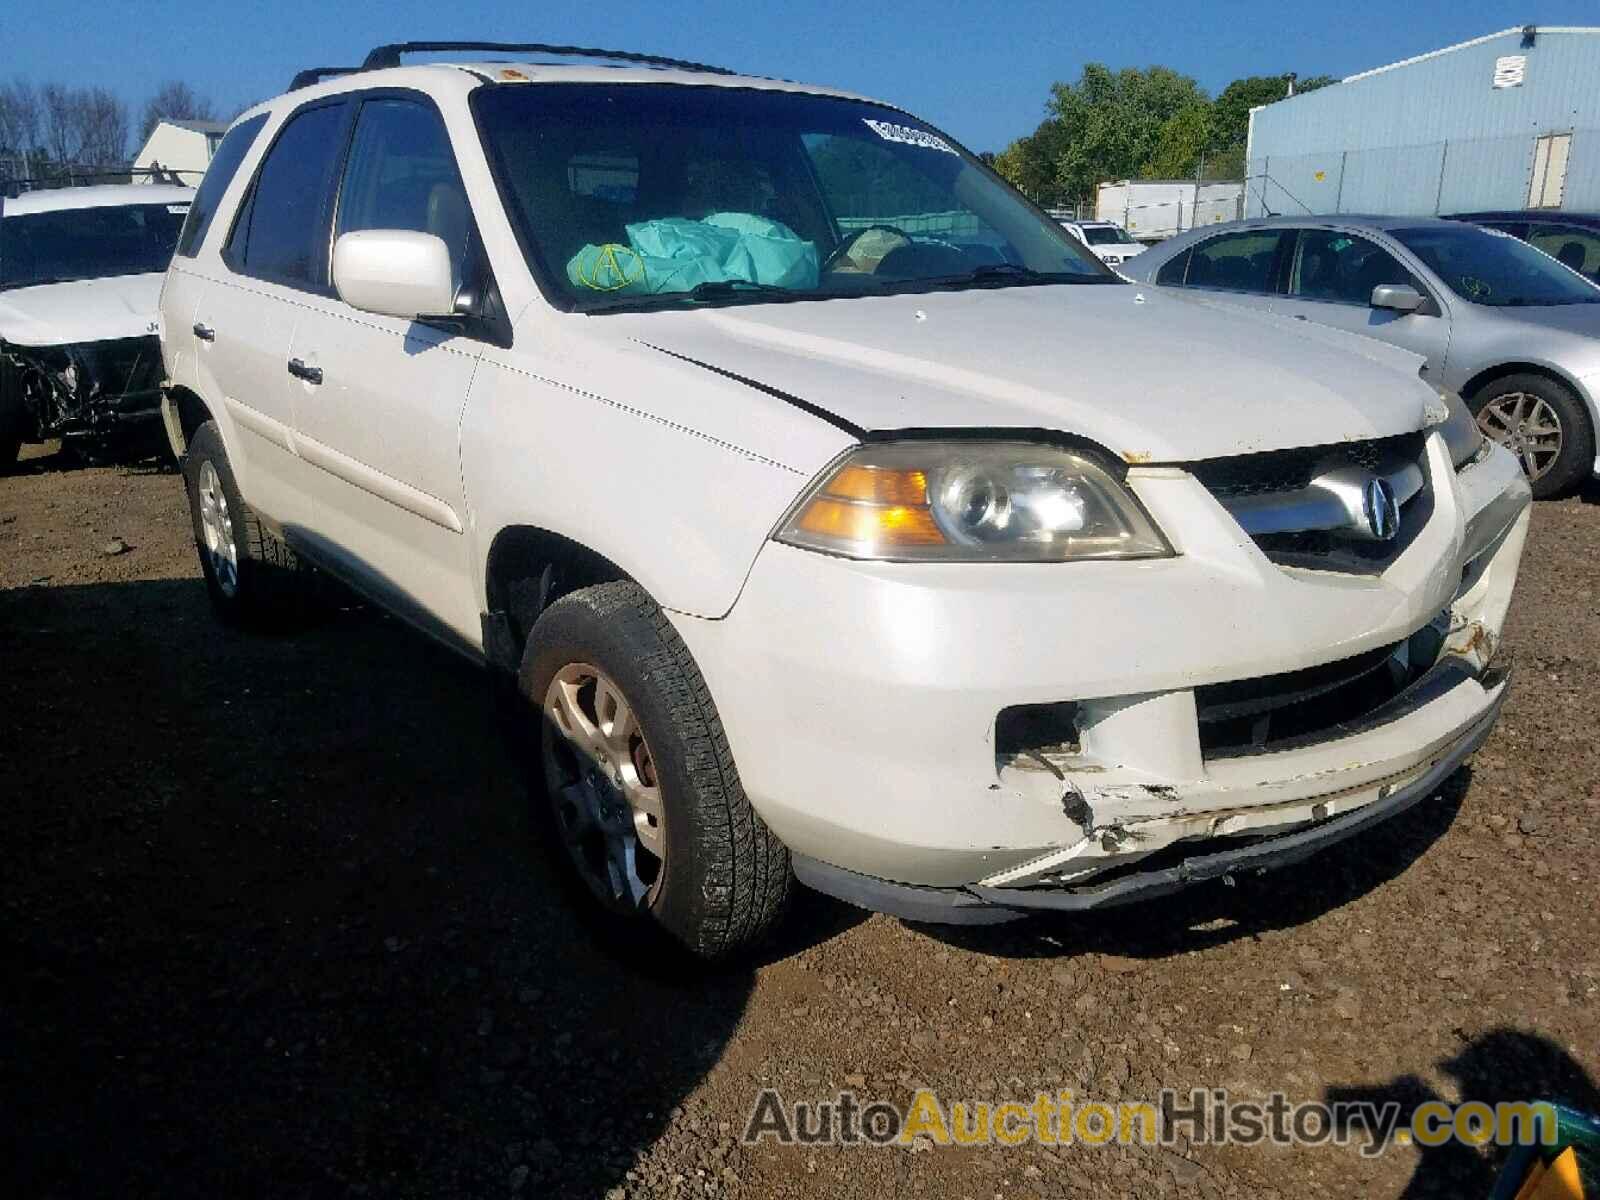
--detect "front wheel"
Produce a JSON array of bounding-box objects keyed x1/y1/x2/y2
[
  {"x1": 1470, "y1": 373, "x2": 1595, "y2": 499},
  {"x1": 520, "y1": 581, "x2": 790, "y2": 960}
]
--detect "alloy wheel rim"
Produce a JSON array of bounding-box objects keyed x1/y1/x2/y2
[
  {"x1": 1477, "y1": 392, "x2": 1563, "y2": 482},
  {"x1": 197, "y1": 461, "x2": 239, "y2": 597},
  {"x1": 540, "y1": 662, "x2": 665, "y2": 912}
]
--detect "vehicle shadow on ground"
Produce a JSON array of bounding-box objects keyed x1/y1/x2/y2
[
  {"x1": 911, "y1": 768, "x2": 1471, "y2": 963},
  {"x1": 0, "y1": 576, "x2": 854, "y2": 1198},
  {"x1": 10, "y1": 440, "x2": 174, "y2": 477},
  {"x1": 1324, "y1": 1028, "x2": 1600, "y2": 1198}
]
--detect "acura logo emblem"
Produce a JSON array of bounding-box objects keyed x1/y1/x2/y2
[{"x1": 1363, "y1": 477, "x2": 1401, "y2": 542}]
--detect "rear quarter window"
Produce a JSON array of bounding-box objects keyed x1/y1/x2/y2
[{"x1": 176, "y1": 114, "x2": 268, "y2": 258}]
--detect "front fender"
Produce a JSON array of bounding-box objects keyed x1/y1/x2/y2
[{"x1": 461, "y1": 348, "x2": 846, "y2": 618}]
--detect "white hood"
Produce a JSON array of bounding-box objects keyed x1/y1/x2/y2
[
  {"x1": 611, "y1": 283, "x2": 1434, "y2": 464},
  {"x1": 0, "y1": 273, "x2": 164, "y2": 347}
]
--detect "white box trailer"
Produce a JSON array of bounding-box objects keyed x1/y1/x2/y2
[{"x1": 1096, "y1": 180, "x2": 1244, "y2": 241}]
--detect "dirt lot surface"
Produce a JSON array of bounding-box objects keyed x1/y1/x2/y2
[{"x1": 4, "y1": 442, "x2": 1599, "y2": 1199}]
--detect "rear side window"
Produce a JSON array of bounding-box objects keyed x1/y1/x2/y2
[
  {"x1": 225, "y1": 101, "x2": 349, "y2": 289},
  {"x1": 334, "y1": 98, "x2": 473, "y2": 292},
  {"x1": 1181, "y1": 231, "x2": 1287, "y2": 294},
  {"x1": 176, "y1": 114, "x2": 267, "y2": 258},
  {"x1": 1528, "y1": 225, "x2": 1600, "y2": 281}
]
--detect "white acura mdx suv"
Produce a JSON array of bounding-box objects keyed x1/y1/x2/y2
[{"x1": 159, "y1": 42, "x2": 1532, "y2": 958}]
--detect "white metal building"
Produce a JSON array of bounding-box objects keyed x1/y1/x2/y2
[
  {"x1": 1246, "y1": 25, "x2": 1600, "y2": 217},
  {"x1": 131, "y1": 119, "x2": 228, "y2": 186}
]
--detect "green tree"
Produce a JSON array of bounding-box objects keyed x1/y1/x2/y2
[
  {"x1": 1142, "y1": 104, "x2": 1212, "y2": 179},
  {"x1": 1046, "y1": 64, "x2": 1210, "y2": 199},
  {"x1": 994, "y1": 113, "x2": 1074, "y2": 203},
  {"x1": 992, "y1": 66, "x2": 1335, "y2": 205},
  {"x1": 1209, "y1": 74, "x2": 1336, "y2": 156}
]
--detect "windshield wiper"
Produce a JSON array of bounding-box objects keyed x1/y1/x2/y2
[
  {"x1": 904, "y1": 263, "x2": 1115, "y2": 293},
  {"x1": 969, "y1": 263, "x2": 1052, "y2": 282},
  {"x1": 684, "y1": 279, "x2": 795, "y2": 300},
  {"x1": 584, "y1": 278, "x2": 805, "y2": 313}
]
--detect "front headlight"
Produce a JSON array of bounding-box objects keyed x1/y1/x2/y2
[
  {"x1": 775, "y1": 440, "x2": 1172, "y2": 562},
  {"x1": 1427, "y1": 388, "x2": 1487, "y2": 470}
]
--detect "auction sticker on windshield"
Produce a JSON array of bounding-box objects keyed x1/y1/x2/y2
[{"x1": 862, "y1": 118, "x2": 956, "y2": 154}]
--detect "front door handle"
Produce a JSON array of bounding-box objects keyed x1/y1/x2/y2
[
  {"x1": 287, "y1": 358, "x2": 323, "y2": 385},
  {"x1": 193, "y1": 322, "x2": 215, "y2": 341}
]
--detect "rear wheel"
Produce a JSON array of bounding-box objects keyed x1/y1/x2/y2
[
  {"x1": 0, "y1": 434, "x2": 18, "y2": 474},
  {"x1": 182, "y1": 420, "x2": 317, "y2": 627},
  {"x1": 520, "y1": 581, "x2": 790, "y2": 960},
  {"x1": 1470, "y1": 373, "x2": 1594, "y2": 499}
]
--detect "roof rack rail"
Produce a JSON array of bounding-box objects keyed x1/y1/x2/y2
[
  {"x1": 360, "y1": 41, "x2": 737, "y2": 76},
  {"x1": 289, "y1": 66, "x2": 360, "y2": 91},
  {"x1": 1, "y1": 166, "x2": 197, "y2": 198}
]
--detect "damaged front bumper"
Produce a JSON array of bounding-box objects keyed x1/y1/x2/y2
[
  {"x1": 670, "y1": 435, "x2": 1532, "y2": 923},
  {"x1": 0, "y1": 335, "x2": 164, "y2": 441},
  {"x1": 792, "y1": 650, "x2": 1507, "y2": 924}
]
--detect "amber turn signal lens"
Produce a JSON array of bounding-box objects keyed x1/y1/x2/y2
[
  {"x1": 824, "y1": 465, "x2": 930, "y2": 506},
  {"x1": 792, "y1": 497, "x2": 947, "y2": 547}
]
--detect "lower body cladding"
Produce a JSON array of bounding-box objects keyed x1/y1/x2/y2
[
  {"x1": 670, "y1": 437, "x2": 1532, "y2": 923},
  {"x1": 0, "y1": 336, "x2": 164, "y2": 446}
]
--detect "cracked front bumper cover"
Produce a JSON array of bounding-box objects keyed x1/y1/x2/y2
[{"x1": 792, "y1": 669, "x2": 1506, "y2": 925}]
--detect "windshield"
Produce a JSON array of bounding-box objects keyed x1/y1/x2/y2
[
  {"x1": 1391, "y1": 225, "x2": 1600, "y2": 307},
  {"x1": 0, "y1": 202, "x2": 188, "y2": 290},
  {"x1": 473, "y1": 84, "x2": 1110, "y2": 311},
  {"x1": 1082, "y1": 225, "x2": 1135, "y2": 246}
]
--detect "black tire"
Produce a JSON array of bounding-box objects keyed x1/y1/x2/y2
[
  {"x1": 519, "y1": 580, "x2": 791, "y2": 961},
  {"x1": 1, "y1": 360, "x2": 23, "y2": 473},
  {"x1": 1468, "y1": 372, "x2": 1595, "y2": 500},
  {"x1": 182, "y1": 420, "x2": 316, "y2": 628}
]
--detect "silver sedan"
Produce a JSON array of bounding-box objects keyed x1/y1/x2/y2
[{"x1": 1122, "y1": 215, "x2": 1600, "y2": 497}]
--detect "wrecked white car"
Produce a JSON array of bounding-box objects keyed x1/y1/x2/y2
[
  {"x1": 0, "y1": 184, "x2": 192, "y2": 467},
  {"x1": 161, "y1": 44, "x2": 1530, "y2": 956}
]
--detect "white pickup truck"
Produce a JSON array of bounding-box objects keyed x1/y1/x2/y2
[{"x1": 158, "y1": 42, "x2": 1530, "y2": 959}]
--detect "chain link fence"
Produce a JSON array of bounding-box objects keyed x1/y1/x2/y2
[{"x1": 1246, "y1": 127, "x2": 1600, "y2": 218}]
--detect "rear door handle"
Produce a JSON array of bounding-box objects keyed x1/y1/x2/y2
[
  {"x1": 287, "y1": 358, "x2": 323, "y2": 385},
  {"x1": 193, "y1": 322, "x2": 215, "y2": 341}
]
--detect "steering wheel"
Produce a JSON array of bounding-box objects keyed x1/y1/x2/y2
[{"x1": 823, "y1": 223, "x2": 916, "y2": 273}]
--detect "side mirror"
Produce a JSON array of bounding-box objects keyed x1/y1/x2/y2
[
  {"x1": 332, "y1": 230, "x2": 455, "y2": 320},
  {"x1": 1370, "y1": 283, "x2": 1426, "y2": 313}
]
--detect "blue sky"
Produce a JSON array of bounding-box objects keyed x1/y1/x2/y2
[{"x1": 10, "y1": 1, "x2": 1600, "y2": 152}]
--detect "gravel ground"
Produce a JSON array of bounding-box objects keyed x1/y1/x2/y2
[{"x1": 4, "y1": 442, "x2": 1598, "y2": 1199}]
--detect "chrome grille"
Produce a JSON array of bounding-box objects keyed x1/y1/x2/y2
[
  {"x1": 1189, "y1": 433, "x2": 1433, "y2": 574},
  {"x1": 1190, "y1": 432, "x2": 1426, "y2": 500}
]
